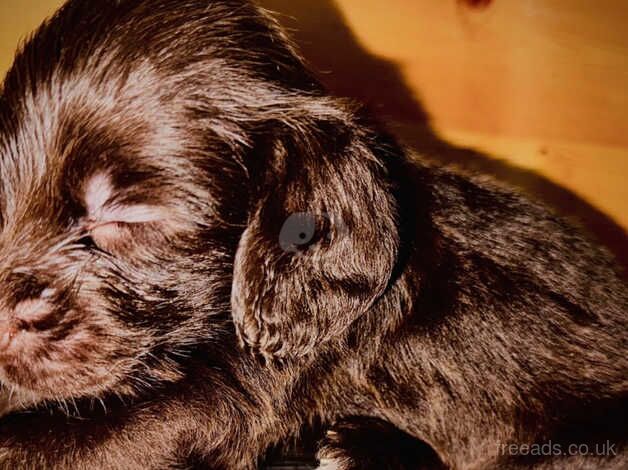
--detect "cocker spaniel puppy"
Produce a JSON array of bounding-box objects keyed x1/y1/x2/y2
[{"x1": 0, "y1": 1, "x2": 625, "y2": 469}]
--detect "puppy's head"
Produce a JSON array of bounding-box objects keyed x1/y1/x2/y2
[{"x1": 0, "y1": 0, "x2": 399, "y2": 406}]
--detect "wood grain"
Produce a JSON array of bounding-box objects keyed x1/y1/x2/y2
[{"x1": 331, "y1": 0, "x2": 628, "y2": 229}]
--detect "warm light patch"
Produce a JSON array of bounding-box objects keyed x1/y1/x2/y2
[
  {"x1": 84, "y1": 172, "x2": 114, "y2": 219},
  {"x1": 83, "y1": 173, "x2": 172, "y2": 225},
  {"x1": 82, "y1": 173, "x2": 181, "y2": 249}
]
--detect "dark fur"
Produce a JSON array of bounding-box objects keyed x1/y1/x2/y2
[{"x1": 0, "y1": 1, "x2": 626, "y2": 469}]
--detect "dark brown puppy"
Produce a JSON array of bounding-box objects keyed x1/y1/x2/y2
[{"x1": 0, "y1": 1, "x2": 625, "y2": 469}]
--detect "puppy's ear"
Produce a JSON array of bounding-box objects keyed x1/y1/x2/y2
[{"x1": 231, "y1": 100, "x2": 399, "y2": 360}]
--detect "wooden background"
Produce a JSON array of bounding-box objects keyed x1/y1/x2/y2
[{"x1": 1, "y1": 0, "x2": 627, "y2": 265}]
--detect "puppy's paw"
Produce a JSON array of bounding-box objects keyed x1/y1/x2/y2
[
  {"x1": 315, "y1": 430, "x2": 360, "y2": 470},
  {"x1": 316, "y1": 456, "x2": 355, "y2": 470},
  {"x1": 316, "y1": 432, "x2": 354, "y2": 469},
  {"x1": 316, "y1": 418, "x2": 446, "y2": 470}
]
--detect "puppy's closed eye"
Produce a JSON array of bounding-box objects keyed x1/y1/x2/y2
[{"x1": 80, "y1": 172, "x2": 182, "y2": 253}]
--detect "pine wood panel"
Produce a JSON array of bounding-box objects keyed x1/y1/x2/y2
[{"x1": 332, "y1": 0, "x2": 628, "y2": 229}]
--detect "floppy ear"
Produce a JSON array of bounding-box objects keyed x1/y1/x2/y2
[{"x1": 231, "y1": 101, "x2": 399, "y2": 360}]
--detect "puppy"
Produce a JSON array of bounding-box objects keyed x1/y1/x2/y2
[{"x1": 0, "y1": 0, "x2": 625, "y2": 469}]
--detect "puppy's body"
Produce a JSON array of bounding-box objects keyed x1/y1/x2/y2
[{"x1": 0, "y1": 1, "x2": 625, "y2": 469}]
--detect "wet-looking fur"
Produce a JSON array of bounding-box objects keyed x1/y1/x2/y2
[{"x1": 0, "y1": 1, "x2": 626, "y2": 469}]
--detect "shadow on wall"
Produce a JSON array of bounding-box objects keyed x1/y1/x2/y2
[{"x1": 258, "y1": 0, "x2": 628, "y2": 272}]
